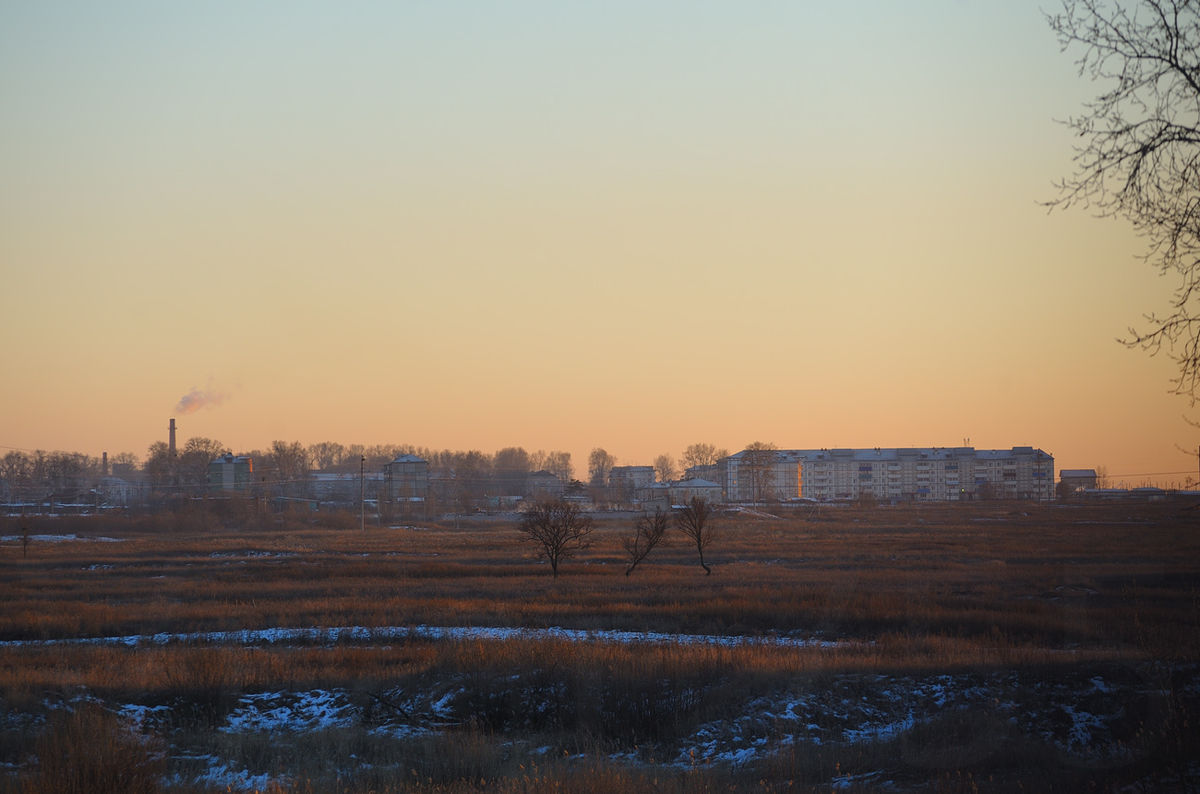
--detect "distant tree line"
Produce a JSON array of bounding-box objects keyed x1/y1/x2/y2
[{"x1": 1, "y1": 438, "x2": 734, "y2": 512}]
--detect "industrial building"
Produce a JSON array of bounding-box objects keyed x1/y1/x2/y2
[
  {"x1": 380, "y1": 454, "x2": 429, "y2": 517},
  {"x1": 207, "y1": 454, "x2": 254, "y2": 491},
  {"x1": 1058, "y1": 469, "x2": 1098, "y2": 493}
]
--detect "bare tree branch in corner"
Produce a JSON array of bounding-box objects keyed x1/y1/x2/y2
[{"x1": 1047, "y1": 0, "x2": 1200, "y2": 400}]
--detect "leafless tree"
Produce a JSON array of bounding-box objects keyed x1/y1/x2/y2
[
  {"x1": 178, "y1": 437, "x2": 229, "y2": 486},
  {"x1": 111, "y1": 451, "x2": 139, "y2": 468},
  {"x1": 1047, "y1": 0, "x2": 1200, "y2": 400},
  {"x1": 622, "y1": 507, "x2": 669, "y2": 576},
  {"x1": 530, "y1": 449, "x2": 573, "y2": 484},
  {"x1": 742, "y1": 441, "x2": 779, "y2": 503},
  {"x1": 675, "y1": 496, "x2": 718, "y2": 575},
  {"x1": 269, "y1": 440, "x2": 310, "y2": 484},
  {"x1": 144, "y1": 441, "x2": 172, "y2": 486},
  {"x1": 307, "y1": 441, "x2": 347, "y2": 471},
  {"x1": 37, "y1": 451, "x2": 96, "y2": 491},
  {"x1": 494, "y1": 446, "x2": 532, "y2": 495},
  {"x1": 435, "y1": 449, "x2": 491, "y2": 510},
  {"x1": 543, "y1": 450, "x2": 574, "y2": 483},
  {"x1": 494, "y1": 446, "x2": 531, "y2": 472},
  {"x1": 0, "y1": 451, "x2": 32, "y2": 484},
  {"x1": 681, "y1": 443, "x2": 728, "y2": 470},
  {"x1": 588, "y1": 448, "x2": 616, "y2": 487},
  {"x1": 518, "y1": 500, "x2": 594, "y2": 577},
  {"x1": 653, "y1": 453, "x2": 677, "y2": 483}
]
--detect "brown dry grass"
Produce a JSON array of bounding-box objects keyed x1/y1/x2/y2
[
  {"x1": 3, "y1": 501, "x2": 1197, "y2": 654},
  {"x1": 18, "y1": 703, "x2": 165, "y2": 794},
  {"x1": 1, "y1": 500, "x2": 1197, "y2": 792}
]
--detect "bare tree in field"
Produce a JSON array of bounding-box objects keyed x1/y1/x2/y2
[
  {"x1": 675, "y1": 496, "x2": 718, "y2": 575},
  {"x1": 1047, "y1": 0, "x2": 1200, "y2": 401},
  {"x1": 518, "y1": 500, "x2": 594, "y2": 578},
  {"x1": 622, "y1": 507, "x2": 669, "y2": 576}
]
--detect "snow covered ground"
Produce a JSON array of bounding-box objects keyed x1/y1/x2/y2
[
  {"x1": 665, "y1": 665, "x2": 1200, "y2": 773},
  {"x1": 0, "y1": 650, "x2": 1190, "y2": 792},
  {"x1": 221, "y1": 689, "x2": 357, "y2": 734},
  {"x1": 164, "y1": 754, "x2": 280, "y2": 793},
  {"x1": 5, "y1": 621, "x2": 1194, "y2": 791},
  {"x1": 93, "y1": 664, "x2": 1197, "y2": 792},
  {"x1": 0, "y1": 623, "x2": 848, "y2": 650},
  {"x1": 0, "y1": 533, "x2": 123, "y2": 543}
]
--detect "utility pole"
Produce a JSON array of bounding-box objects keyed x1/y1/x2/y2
[{"x1": 360, "y1": 455, "x2": 366, "y2": 532}]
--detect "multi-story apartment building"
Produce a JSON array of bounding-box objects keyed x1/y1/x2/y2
[
  {"x1": 609, "y1": 465, "x2": 657, "y2": 489},
  {"x1": 722, "y1": 447, "x2": 1054, "y2": 502}
]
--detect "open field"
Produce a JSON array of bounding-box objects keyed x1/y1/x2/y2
[{"x1": 2, "y1": 500, "x2": 1199, "y2": 791}]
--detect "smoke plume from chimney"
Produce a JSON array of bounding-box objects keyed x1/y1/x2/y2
[{"x1": 175, "y1": 386, "x2": 226, "y2": 414}]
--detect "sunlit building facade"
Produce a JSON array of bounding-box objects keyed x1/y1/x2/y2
[
  {"x1": 723, "y1": 447, "x2": 1054, "y2": 502},
  {"x1": 208, "y1": 454, "x2": 254, "y2": 491}
]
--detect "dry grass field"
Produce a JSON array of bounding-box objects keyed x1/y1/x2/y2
[{"x1": 1, "y1": 499, "x2": 1198, "y2": 792}]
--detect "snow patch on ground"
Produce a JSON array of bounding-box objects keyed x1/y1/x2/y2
[
  {"x1": 430, "y1": 688, "x2": 462, "y2": 719},
  {"x1": 1, "y1": 534, "x2": 123, "y2": 543},
  {"x1": 168, "y1": 754, "x2": 284, "y2": 793},
  {"x1": 1059, "y1": 704, "x2": 1107, "y2": 753},
  {"x1": 842, "y1": 714, "x2": 915, "y2": 743},
  {"x1": 832, "y1": 770, "x2": 893, "y2": 789},
  {"x1": 0, "y1": 624, "x2": 850, "y2": 650},
  {"x1": 672, "y1": 671, "x2": 1028, "y2": 770},
  {"x1": 23, "y1": 663, "x2": 1199, "y2": 793},
  {"x1": 118, "y1": 703, "x2": 172, "y2": 731},
  {"x1": 221, "y1": 689, "x2": 356, "y2": 733}
]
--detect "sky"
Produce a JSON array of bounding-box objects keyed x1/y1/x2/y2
[{"x1": 0, "y1": 1, "x2": 1193, "y2": 487}]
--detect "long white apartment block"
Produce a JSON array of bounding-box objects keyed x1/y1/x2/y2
[{"x1": 722, "y1": 447, "x2": 1054, "y2": 502}]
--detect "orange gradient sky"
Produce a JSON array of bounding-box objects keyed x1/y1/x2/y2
[{"x1": 0, "y1": 2, "x2": 1194, "y2": 487}]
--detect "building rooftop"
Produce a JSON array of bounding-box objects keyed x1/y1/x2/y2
[
  {"x1": 390, "y1": 454, "x2": 427, "y2": 464},
  {"x1": 730, "y1": 447, "x2": 1052, "y2": 463},
  {"x1": 210, "y1": 454, "x2": 251, "y2": 464}
]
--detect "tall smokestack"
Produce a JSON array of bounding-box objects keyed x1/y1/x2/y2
[
  {"x1": 169, "y1": 418, "x2": 176, "y2": 458},
  {"x1": 102, "y1": 452, "x2": 108, "y2": 477}
]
